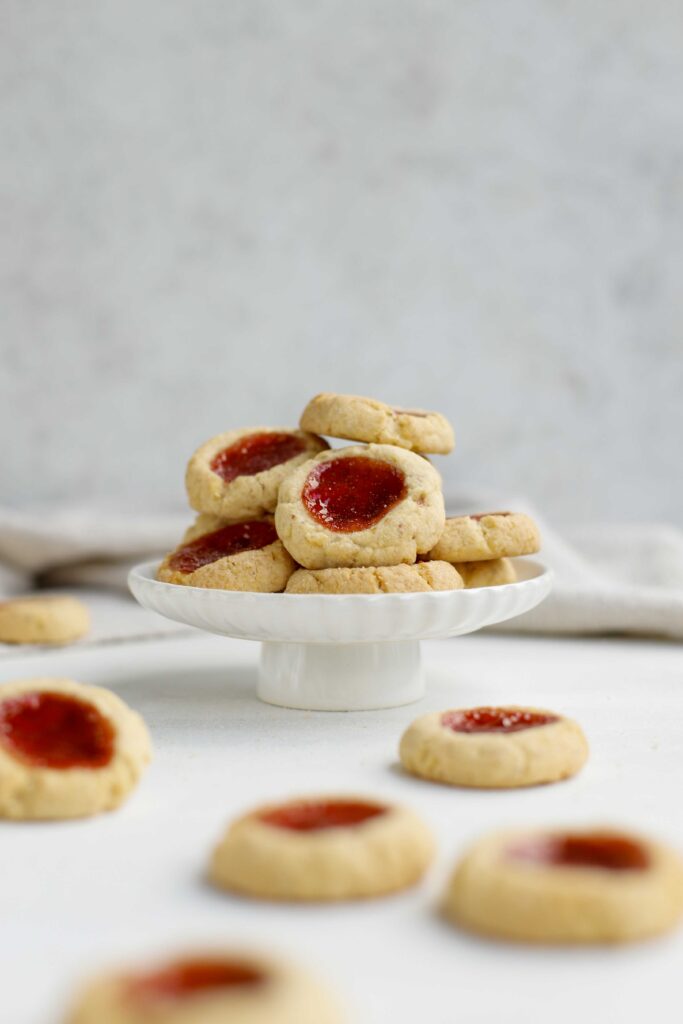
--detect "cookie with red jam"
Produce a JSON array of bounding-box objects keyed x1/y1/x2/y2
[
  {"x1": 429, "y1": 512, "x2": 540, "y2": 562},
  {"x1": 275, "y1": 444, "x2": 445, "y2": 569},
  {"x1": 400, "y1": 706, "x2": 588, "y2": 788},
  {"x1": 300, "y1": 392, "x2": 455, "y2": 454},
  {"x1": 444, "y1": 827, "x2": 683, "y2": 943},
  {"x1": 157, "y1": 515, "x2": 295, "y2": 591},
  {"x1": 65, "y1": 949, "x2": 342, "y2": 1024},
  {"x1": 0, "y1": 677, "x2": 151, "y2": 820},
  {"x1": 186, "y1": 427, "x2": 328, "y2": 520},
  {"x1": 209, "y1": 795, "x2": 435, "y2": 901}
]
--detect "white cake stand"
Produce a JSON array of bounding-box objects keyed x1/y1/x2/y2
[{"x1": 128, "y1": 560, "x2": 551, "y2": 711}]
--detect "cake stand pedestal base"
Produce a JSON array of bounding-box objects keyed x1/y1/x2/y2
[{"x1": 258, "y1": 640, "x2": 424, "y2": 711}]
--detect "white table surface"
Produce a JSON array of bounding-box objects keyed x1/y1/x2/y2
[{"x1": 1, "y1": 615, "x2": 682, "y2": 1024}]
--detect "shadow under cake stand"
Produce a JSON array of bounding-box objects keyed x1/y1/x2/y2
[{"x1": 128, "y1": 560, "x2": 552, "y2": 711}]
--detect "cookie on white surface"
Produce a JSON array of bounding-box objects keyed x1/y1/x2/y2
[
  {"x1": 400, "y1": 706, "x2": 588, "y2": 788},
  {"x1": 0, "y1": 678, "x2": 151, "y2": 820},
  {"x1": 0, "y1": 595, "x2": 90, "y2": 645},
  {"x1": 209, "y1": 795, "x2": 435, "y2": 901},
  {"x1": 65, "y1": 949, "x2": 343, "y2": 1024},
  {"x1": 444, "y1": 827, "x2": 683, "y2": 944}
]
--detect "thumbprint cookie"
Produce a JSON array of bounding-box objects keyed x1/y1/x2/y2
[
  {"x1": 300, "y1": 392, "x2": 455, "y2": 454},
  {"x1": 209, "y1": 795, "x2": 435, "y2": 901},
  {"x1": 285, "y1": 561, "x2": 463, "y2": 594},
  {"x1": 444, "y1": 827, "x2": 683, "y2": 944},
  {"x1": 157, "y1": 515, "x2": 295, "y2": 591},
  {"x1": 400, "y1": 706, "x2": 588, "y2": 788},
  {"x1": 0, "y1": 677, "x2": 151, "y2": 820},
  {"x1": 275, "y1": 445, "x2": 445, "y2": 569},
  {"x1": 64, "y1": 949, "x2": 343, "y2": 1024},
  {"x1": 451, "y1": 558, "x2": 517, "y2": 588},
  {"x1": 186, "y1": 427, "x2": 327, "y2": 520},
  {"x1": 429, "y1": 512, "x2": 540, "y2": 562},
  {"x1": 0, "y1": 595, "x2": 90, "y2": 645}
]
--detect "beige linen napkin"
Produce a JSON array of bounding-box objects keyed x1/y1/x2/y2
[
  {"x1": 498, "y1": 521, "x2": 683, "y2": 640},
  {"x1": 0, "y1": 507, "x2": 185, "y2": 593},
  {"x1": 445, "y1": 490, "x2": 683, "y2": 640}
]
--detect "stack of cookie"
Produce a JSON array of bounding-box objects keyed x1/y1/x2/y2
[
  {"x1": 157, "y1": 428, "x2": 326, "y2": 591},
  {"x1": 157, "y1": 392, "x2": 541, "y2": 594}
]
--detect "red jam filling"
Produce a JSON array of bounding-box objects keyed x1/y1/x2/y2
[
  {"x1": 302, "y1": 456, "x2": 407, "y2": 532},
  {"x1": 0, "y1": 692, "x2": 115, "y2": 769},
  {"x1": 259, "y1": 799, "x2": 386, "y2": 832},
  {"x1": 470, "y1": 511, "x2": 511, "y2": 520},
  {"x1": 442, "y1": 707, "x2": 558, "y2": 734},
  {"x1": 169, "y1": 521, "x2": 277, "y2": 574},
  {"x1": 211, "y1": 432, "x2": 306, "y2": 483},
  {"x1": 128, "y1": 958, "x2": 265, "y2": 1003},
  {"x1": 507, "y1": 833, "x2": 650, "y2": 872}
]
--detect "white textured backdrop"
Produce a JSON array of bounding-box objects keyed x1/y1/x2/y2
[{"x1": 2, "y1": 1, "x2": 682, "y2": 523}]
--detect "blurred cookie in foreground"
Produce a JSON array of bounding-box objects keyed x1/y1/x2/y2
[
  {"x1": 64, "y1": 949, "x2": 343, "y2": 1024},
  {"x1": 209, "y1": 795, "x2": 435, "y2": 901},
  {"x1": 157, "y1": 515, "x2": 295, "y2": 591},
  {"x1": 0, "y1": 595, "x2": 90, "y2": 645},
  {"x1": 0, "y1": 677, "x2": 151, "y2": 820},
  {"x1": 452, "y1": 558, "x2": 517, "y2": 588},
  {"x1": 400, "y1": 706, "x2": 588, "y2": 788},
  {"x1": 443, "y1": 827, "x2": 683, "y2": 944},
  {"x1": 429, "y1": 512, "x2": 540, "y2": 562},
  {"x1": 285, "y1": 561, "x2": 463, "y2": 594},
  {"x1": 300, "y1": 392, "x2": 455, "y2": 454},
  {"x1": 186, "y1": 427, "x2": 328, "y2": 520}
]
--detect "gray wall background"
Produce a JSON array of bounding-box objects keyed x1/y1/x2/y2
[{"x1": 2, "y1": 1, "x2": 682, "y2": 523}]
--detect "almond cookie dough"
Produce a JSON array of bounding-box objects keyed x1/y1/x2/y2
[
  {"x1": 186, "y1": 428, "x2": 328, "y2": 520},
  {"x1": 444, "y1": 827, "x2": 683, "y2": 944},
  {"x1": 285, "y1": 561, "x2": 462, "y2": 594},
  {"x1": 300, "y1": 392, "x2": 455, "y2": 454},
  {"x1": 275, "y1": 445, "x2": 445, "y2": 569},
  {"x1": 429, "y1": 512, "x2": 540, "y2": 562},
  {"x1": 399, "y1": 706, "x2": 588, "y2": 788},
  {"x1": 157, "y1": 517, "x2": 295, "y2": 591},
  {"x1": 451, "y1": 559, "x2": 517, "y2": 588},
  {"x1": 65, "y1": 949, "x2": 342, "y2": 1024},
  {"x1": 0, "y1": 678, "x2": 151, "y2": 820},
  {"x1": 0, "y1": 595, "x2": 90, "y2": 645},
  {"x1": 209, "y1": 795, "x2": 435, "y2": 901}
]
